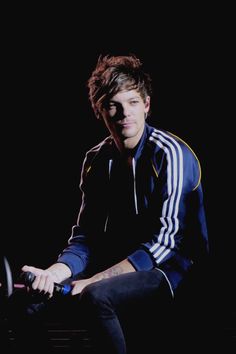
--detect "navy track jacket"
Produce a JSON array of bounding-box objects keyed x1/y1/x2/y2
[{"x1": 57, "y1": 124, "x2": 209, "y2": 294}]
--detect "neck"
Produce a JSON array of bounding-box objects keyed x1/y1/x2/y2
[{"x1": 113, "y1": 127, "x2": 145, "y2": 154}]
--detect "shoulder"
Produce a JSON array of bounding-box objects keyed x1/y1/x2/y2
[
  {"x1": 82, "y1": 136, "x2": 112, "y2": 174},
  {"x1": 85, "y1": 136, "x2": 111, "y2": 159},
  {"x1": 147, "y1": 127, "x2": 202, "y2": 190},
  {"x1": 86, "y1": 136, "x2": 112, "y2": 155},
  {"x1": 148, "y1": 127, "x2": 199, "y2": 161}
]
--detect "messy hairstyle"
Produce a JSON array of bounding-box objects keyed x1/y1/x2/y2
[{"x1": 87, "y1": 54, "x2": 152, "y2": 119}]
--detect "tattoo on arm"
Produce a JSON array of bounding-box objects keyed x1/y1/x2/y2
[{"x1": 94, "y1": 265, "x2": 124, "y2": 281}]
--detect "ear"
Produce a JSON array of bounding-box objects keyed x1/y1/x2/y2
[{"x1": 144, "y1": 96, "x2": 151, "y2": 116}]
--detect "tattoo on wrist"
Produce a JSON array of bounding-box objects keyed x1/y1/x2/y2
[{"x1": 95, "y1": 266, "x2": 123, "y2": 281}]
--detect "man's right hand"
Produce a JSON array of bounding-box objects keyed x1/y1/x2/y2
[{"x1": 21, "y1": 265, "x2": 56, "y2": 297}]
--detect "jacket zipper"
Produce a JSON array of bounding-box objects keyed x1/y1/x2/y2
[
  {"x1": 104, "y1": 159, "x2": 113, "y2": 232},
  {"x1": 132, "y1": 158, "x2": 139, "y2": 215}
]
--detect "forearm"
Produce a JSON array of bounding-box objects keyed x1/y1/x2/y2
[
  {"x1": 46, "y1": 262, "x2": 72, "y2": 283},
  {"x1": 91, "y1": 259, "x2": 135, "y2": 282},
  {"x1": 70, "y1": 259, "x2": 136, "y2": 295}
]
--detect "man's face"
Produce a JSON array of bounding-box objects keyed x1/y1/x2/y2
[{"x1": 101, "y1": 89, "x2": 150, "y2": 147}]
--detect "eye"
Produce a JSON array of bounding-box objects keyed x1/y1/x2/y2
[
  {"x1": 130, "y1": 100, "x2": 139, "y2": 105},
  {"x1": 108, "y1": 103, "x2": 116, "y2": 111}
]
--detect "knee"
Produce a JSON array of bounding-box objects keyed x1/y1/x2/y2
[{"x1": 80, "y1": 281, "x2": 110, "y2": 310}]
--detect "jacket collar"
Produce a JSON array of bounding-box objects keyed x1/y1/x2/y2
[{"x1": 108, "y1": 123, "x2": 156, "y2": 161}]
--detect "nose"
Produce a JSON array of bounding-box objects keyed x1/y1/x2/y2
[
  {"x1": 121, "y1": 104, "x2": 130, "y2": 118},
  {"x1": 111, "y1": 103, "x2": 130, "y2": 122}
]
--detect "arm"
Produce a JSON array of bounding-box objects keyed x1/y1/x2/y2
[
  {"x1": 54, "y1": 152, "x2": 95, "y2": 277},
  {"x1": 128, "y1": 132, "x2": 208, "y2": 277},
  {"x1": 71, "y1": 259, "x2": 135, "y2": 295},
  {"x1": 21, "y1": 149, "x2": 105, "y2": 296}
]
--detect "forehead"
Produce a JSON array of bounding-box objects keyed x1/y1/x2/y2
[{"x1": 110, "y1": 89, "x2": 142, "y2": 102}]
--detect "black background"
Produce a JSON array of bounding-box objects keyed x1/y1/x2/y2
[{"x1": 2, "y1": 4, "x2": 234, "y2": 337}]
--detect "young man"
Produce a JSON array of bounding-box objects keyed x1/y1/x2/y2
[{"x1": 12, "y1": 55, "x2": 209, "y2": 353}]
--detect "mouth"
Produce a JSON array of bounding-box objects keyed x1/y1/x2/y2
[{"x1": 118, "y1": 121, "x2": 135, "y2": 128}]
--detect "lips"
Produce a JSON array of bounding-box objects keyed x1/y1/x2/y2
[{"x1": 118, "y1": 121, "x2": 135, "y2": 127}]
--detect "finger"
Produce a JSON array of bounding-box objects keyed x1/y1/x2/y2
[
  {"x1": 71, "y1": 284, "x2": 81, "y2": 296},
  {"x1": 31, "y1": 274, "x2": 41, "y2": 290},
  {"x1": 71, "y1": 287, "x2": 78, "y2": 296},
  {"x1": 36, "y1": 274, "x2": 47, "y2": 292},
  {"x1": 21, "y1": 265, "x2": 42, "y2": 276},
  {"x1": 42, "y1": 275, "x2": 54, "y2": 296},
  {"x1": 22, "y1": 265, "x2": 35, "y2": 272}
]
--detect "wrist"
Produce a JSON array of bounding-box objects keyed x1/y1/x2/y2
[
  {"x1": 46, "y1": 263, "x2": 72, "y2": 283},
  {"x1": 91, "y1": 273, "x2": 103, "y2": 282}
]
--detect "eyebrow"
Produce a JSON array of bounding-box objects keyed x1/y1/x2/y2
[{"x1": 109, "y1": 96, "x2": 141, "y2": 103}]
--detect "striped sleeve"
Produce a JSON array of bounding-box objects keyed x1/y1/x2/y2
[{"x1": 128, "y1": 129, "x2": 192, "y2": 270}]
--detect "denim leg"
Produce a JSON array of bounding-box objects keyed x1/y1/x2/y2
[{"x1": 80, "y1": 269, "x2": 173, "y2": 354}]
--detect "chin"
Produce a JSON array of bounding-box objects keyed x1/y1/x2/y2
[{"x1": 122, "y1": 127, "x2": 137, "y2": 136}]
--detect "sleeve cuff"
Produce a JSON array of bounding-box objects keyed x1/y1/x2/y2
[
  {"x1": 57, "y1": 252, "x2": 85, "y2": 277},
  {"x1": 128, "y1": 249, "x2": 154, "y2": 271}
]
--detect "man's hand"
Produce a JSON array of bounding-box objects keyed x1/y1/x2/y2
[
  {"x1": 21, "y1": 263, "x2": 72, "y2": 298},
  {"x1": 21, "y1": 265, "x2": 55, "y2": 297},
  {"x1": 71, "y1": 278, "x2": 93, "y2": 295}
]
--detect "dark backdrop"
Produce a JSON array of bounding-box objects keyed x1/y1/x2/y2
[{"x1": 2, "y1": 7, "x2": 233, "y2": 340}]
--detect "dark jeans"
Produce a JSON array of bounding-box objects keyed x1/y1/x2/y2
[{"x1": 6, "y1": 269, "x2": 173, "y2": 354}]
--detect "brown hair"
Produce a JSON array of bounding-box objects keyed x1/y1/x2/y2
[{"x1": 87, "y1": 54, "x2": 152, "y2": 119}]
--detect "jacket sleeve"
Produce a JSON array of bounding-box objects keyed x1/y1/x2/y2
[
  {"x1": 56, "y1": 153, "x2": 92, "y2": 277},
  {"x1": 128, "y1": 136, "x2": 208, "y2": 272}
]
